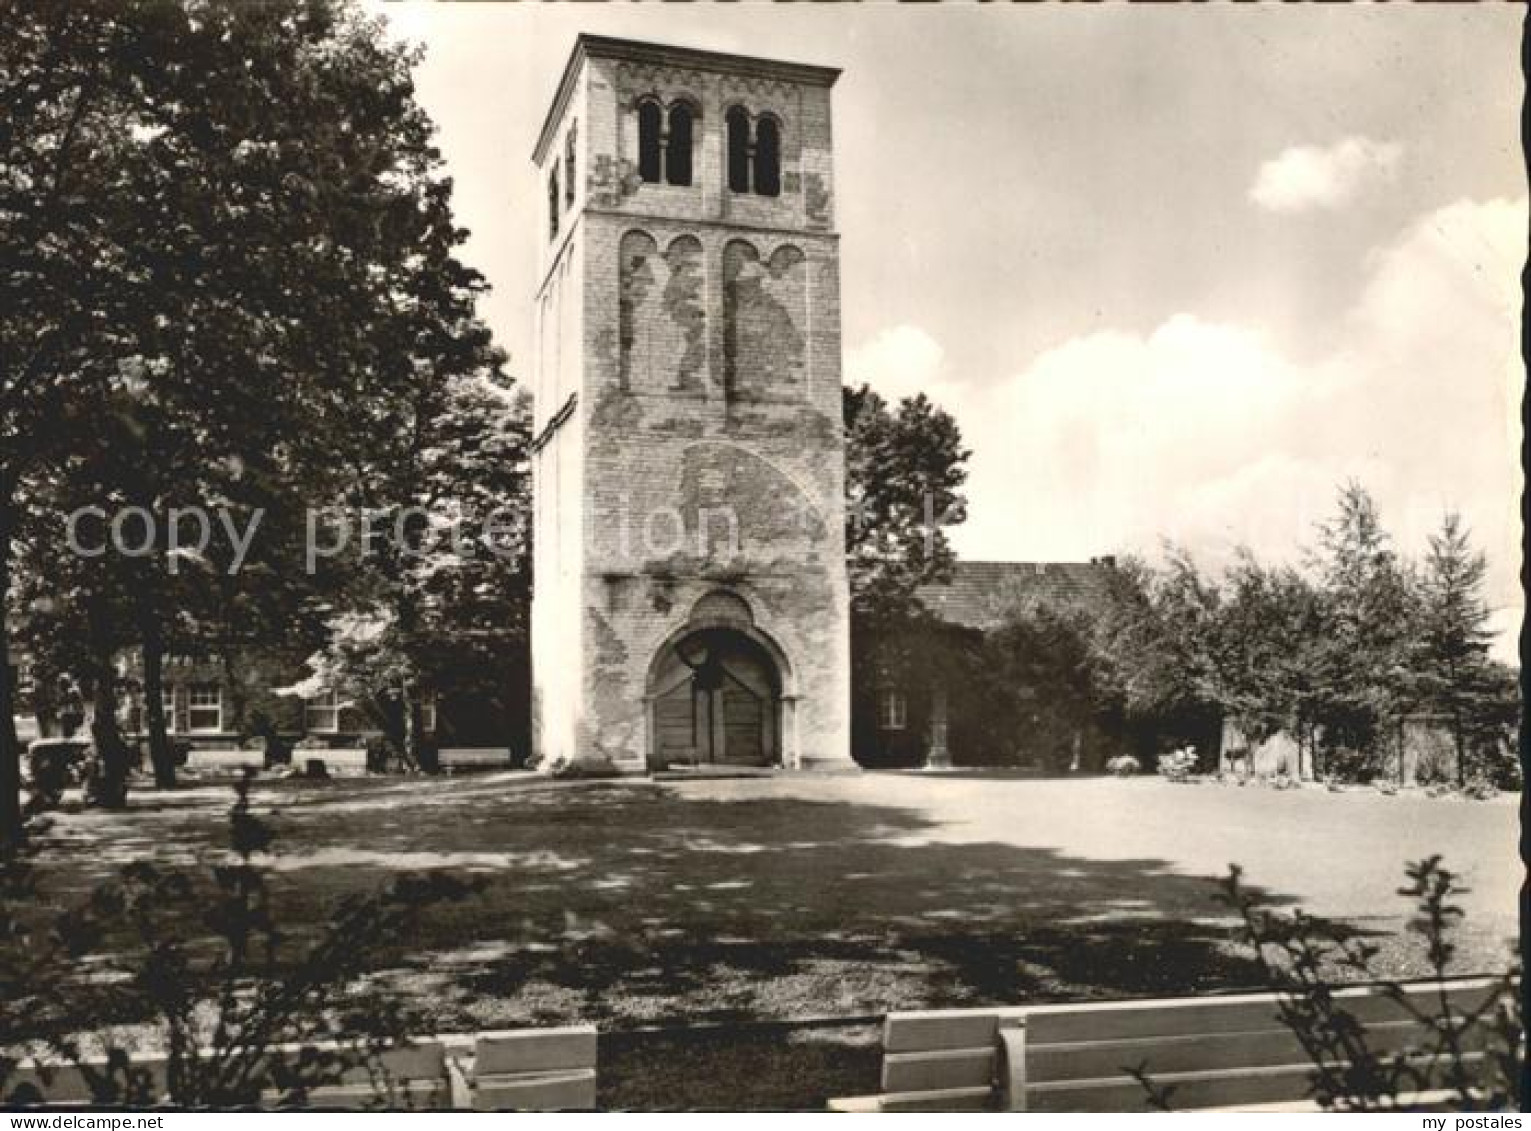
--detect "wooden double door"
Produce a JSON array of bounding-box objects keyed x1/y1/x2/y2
[{"x1": 652, "y1": 629, "x2": 779, "y2": 768}]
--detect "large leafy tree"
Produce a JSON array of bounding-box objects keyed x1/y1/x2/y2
[
  {"x1": 842, "y1": 384, "x2": 969, "y2": 615},
  {"x1": 979, "y1": 597, "x2": 1106, "y2": 769},
  {"x1": 1089, "y1": 550, "x2": 1225, "y2": 759},
  {"x1": 287, "y1": 372, "x2": 530, "y2": 769},
  {"x1": 1212, "y1": 551, "x2": 1326, "y2": 777},
  {"x1": 842, "y1": 384, "x2": 969, "y2": 760},
  {"x1": 0, "y1": 0, "x2": 511, "y2": 839}
]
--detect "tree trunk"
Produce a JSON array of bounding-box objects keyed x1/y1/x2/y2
[
  {"x1": 222, "y1": 647, "x2": 246, "y2": 738},
  {"x1": 87, "y1": 665, "x2": 130, "y2": 808},
  {"x1": 1453, "y1": 705, "x2": 1466, "y2": 788},
  {"x1": 85, "y1": 598, "x2": 130, "y2": 808},
  {"x1": 402, "y1": 684, "x2": 421, "y2": 771},
  {"x1": 0, "y1": 498, "x2": 22, "y2": 850},
  {"x1": 217, "y1": 575, "x2": 248, "y2": 736},
  {"x1": 139, "y1": 613, "x2": 176, "y2": 789}
]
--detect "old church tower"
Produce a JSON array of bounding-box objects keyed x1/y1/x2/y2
[{"x1": 530, "y1": 36, "x2": 852, "y2": 773}]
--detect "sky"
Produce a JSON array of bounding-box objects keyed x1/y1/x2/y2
[{"x1": 369, "y1": 2, "x2": 1525, "y2": 659}]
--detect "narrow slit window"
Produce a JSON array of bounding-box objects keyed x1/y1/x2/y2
[
  {"x1": 547, "y1": 163, "x2": 560, "y2": 240},
  {"x1": 666, "y1": 102, "x2": 694, "y2": 186},
  {"x1": 754, "y1": 116, "x2": 781, "y2": 197},
  {"x1": 564, "y1": 123, "x2": 577, "y2": 208},
  {"x1": 637, "y1": 99, "x2": 663, "y2": 183},
  {"x1": 726, "y1": 105, "x2": 751, "y2": 194}
]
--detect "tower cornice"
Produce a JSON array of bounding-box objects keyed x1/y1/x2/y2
[{"x1": 533, "y1": 34, "x2": 842, "y2": 165}]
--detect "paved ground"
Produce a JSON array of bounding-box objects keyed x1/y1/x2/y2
[
  {"x1": 23, "y1": 770, "x2": 1517, "y2": 1108},
  {"x1": 32, "y1": 770, "x2": 1517, "y2": 1034}
]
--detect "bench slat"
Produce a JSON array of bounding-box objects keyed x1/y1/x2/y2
[
  {"x1": 883, "y1": 1007, "x2": 1026, "y2": 1053},
  {"x1": 878, "y1": 1084, "x2": 992, "y2": 1112},
  {"x1": 473, "y1": 1025, "x2": 596, "y2": 1076},
  {"x1": 881, "y1": 1047, "x2": 994, "y2": 1093},
  {"x1": 473, "y1": 1068, "x2": 597, "y2": 1111},
  {"x1": 1029, "y1": 1052, "x2": 1487, "y2": 1112},
  {"x1": 1029, "y1": 1017, "x2": 1463, "y2": 1083},
  {"x1": 7, "y1": 1060, "x2": 168, "y2": 1105},
  {"x1": 283, "y1": 1078, "x2": 449, "y2": 1110},
  {"x1": 1027, "y1": 979, "x2": 1504, "y2": 1046},
  {"x1": 826, "y1": 1094, "x2": 884, "y2": 1112}
]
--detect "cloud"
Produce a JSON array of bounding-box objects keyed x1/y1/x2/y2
[
  {"x1": 844, "y1": 323, "x2": 949, "y2": 405},
  {"x1": 1249, "y1": 137, "x2": 1403, "y2": 213},
  {"x1": 851, "y1": 195, "x2": 1525, "y2": 660}
]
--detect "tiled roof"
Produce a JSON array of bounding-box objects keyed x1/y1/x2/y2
[{"x1": 915, "y1": 560, "x2": 1114, "y2": 631}]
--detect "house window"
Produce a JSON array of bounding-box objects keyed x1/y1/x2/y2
[
  {"x1": 547, "y1": 162, "x2": 560, "y2": 240},
  {"x1": 306, "y1": 689, "x2": 341, "y2": 734},
  {"x1": 636, "y1": 99, "x2": 663, "y2": 183},
  {"x1": 564, "y1": 123, "x2": 577, "y2": 209},
  {"x1": 726, "y1": 105, "x2": 751, "y2": 193},
  {"x1": 665, "y1": 102, "x2": 694, "y2": 187},
  {"x1": 421, "y1": 698, "x2": 437, "y2": 733},
  {"x1": 877, "y1": 689, "x2": 907, "y2": 731},
  {"x1": 160, "y1": 684, "x2": 177, "y2": 734},
  {"x1": 187, "y1": 683, "x2": 222, "y2": 733}
]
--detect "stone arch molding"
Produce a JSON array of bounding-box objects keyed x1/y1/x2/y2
[
  {"x1": 722, "y1": 238, "x2": 807, "y2": 394},
  {"x1": 644, "y1": 587, "x2": 799, "y2": 701},
  {"x1": 618, "y1": 229, "x2": 707, "y2": 392},
  {"x1": 674, "y1": 437, "x2": 830, "y2": 534}
]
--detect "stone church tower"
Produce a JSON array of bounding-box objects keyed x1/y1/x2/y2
[{"x1": 530, "y1": 36, "x2": 852, "y2": 773}]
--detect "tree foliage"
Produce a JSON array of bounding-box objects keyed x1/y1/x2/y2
[
  {"x1": 1, "y1": 0, "x2": 527, "y2": 831},
  {"x1": 978, "y1": 484, "x2": 1516, "y2": 782},
  {"x1": 842, "y1": 384, "x2": 969, "y2": 615}
]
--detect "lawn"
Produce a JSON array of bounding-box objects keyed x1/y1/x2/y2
[{"x1": 24, "y1": 770, "x2": 1519, "y2": 1109}]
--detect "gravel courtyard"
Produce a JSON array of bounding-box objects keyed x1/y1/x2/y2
[{"x1": 33, "y1": 769, "x2": 1517, "y2": 1030}]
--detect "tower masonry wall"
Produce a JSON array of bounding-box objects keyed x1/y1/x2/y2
[{"x1": 531, "y1": 40, "x2": 851, "y2": 772}]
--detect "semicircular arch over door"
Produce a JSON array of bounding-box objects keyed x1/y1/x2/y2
[{"x1": 648, "y1": 627, "x2": 781, "y2": 769}]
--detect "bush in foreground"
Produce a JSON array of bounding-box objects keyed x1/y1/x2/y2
[
  {"x1": 1, "y1": 775, "x2": 482, "y2": 1108},
  {"x1": 1133, "y1": 856, "x2": 1521, "y2": 1111}
]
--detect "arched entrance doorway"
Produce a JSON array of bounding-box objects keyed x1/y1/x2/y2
[{"x1": 649, "y1": 627, "x2": 782, "y2": 769}]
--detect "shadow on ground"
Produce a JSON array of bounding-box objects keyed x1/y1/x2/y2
[
  {"x1": 30, "y1": 776, "x2": 1423, "y2": 1109},
  {"x1": 237, "y1": 780, "x2": 1296, "y2": 1027}
]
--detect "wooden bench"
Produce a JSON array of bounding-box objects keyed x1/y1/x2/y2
[
  {"x1": 268, "y1": 1039, "x2": 451, "y2": 1109},
  {"x1": 468, "y1": 1024, "x2": 598, "y2": 1110},
  {"x1": 6, "y1": 1025, "x2": 598, "y2": 1111},
  {"x1": 437, "y1": 746, "x2": 515, "y2": 770},
  {"x1": 830, "y1": 977, "x2": 1507, "y2": 1112}
]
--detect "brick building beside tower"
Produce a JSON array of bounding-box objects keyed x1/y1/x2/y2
[{"x1": 529, "y1": 36, "x2": 852, "y2": 772}]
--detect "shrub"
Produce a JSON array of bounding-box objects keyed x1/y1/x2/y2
[
  {"x1": 1157, "y1": 747, "x2": 1198, "y2": 783},
  {"x1": 1459, "y1": 775, "x2": 1500, "y2": 801},
  {"x1": 1134, "y1": 856, "x2": 1521, "y2": 1111},
  {"x1": 1322, "y1": 744, "x2": 1382, "y2": 784},
  {"x1": 1105, "y1": 755, "x2": 1140, "y2": 778},
  {"x1": 1, "y1": 775, "x2": 483, "y2": 1108}
]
